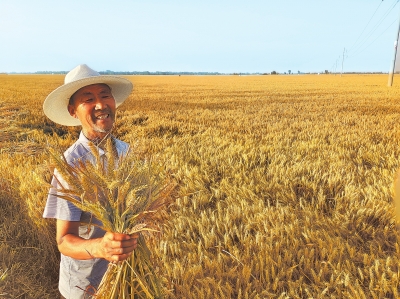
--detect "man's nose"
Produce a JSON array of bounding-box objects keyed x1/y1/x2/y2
[{"x1": 94, "y1": 98, "x2": 107, "y2": 109}]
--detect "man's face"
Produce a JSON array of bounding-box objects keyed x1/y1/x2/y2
[{"x1": 68, "y1": 83, "x2": 116, "y2": 140}]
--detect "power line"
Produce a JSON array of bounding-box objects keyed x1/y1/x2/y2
[
  {"x1": 349, "y1": 0, "x2": 384, "y2": 50},
  {"x1": 348, "y1": 0, "x2": 399, "y2": 55},
  {"x1": 334, "y1": 0, "x2": 399, "y2": 73},
  {"x1": 348, "y1": 18, "x2": 397, "y2": 58}
]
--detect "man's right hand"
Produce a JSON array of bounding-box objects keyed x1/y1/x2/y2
[
  {"x1": 56, "y1": 219, "x2": 139, "y2": 261},
  {"x1": 96, "y1": 232, "x2": 139, "y2": 262}
]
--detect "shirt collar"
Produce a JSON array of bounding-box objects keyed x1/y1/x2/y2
[
  {"x1": 78, "y1": 132, "x2": 129, "y2": 157},
  {"x1": 78, "y1": 132, "x2": 106, "y2": 156}
]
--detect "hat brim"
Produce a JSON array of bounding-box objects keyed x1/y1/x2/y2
[{"x1": 43, "y1": 76, "x2": 133, "y2": 126}]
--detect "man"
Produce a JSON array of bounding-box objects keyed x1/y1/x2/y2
[{"x1": 43, "y1": 64, "x2": 138, "y2": 299}]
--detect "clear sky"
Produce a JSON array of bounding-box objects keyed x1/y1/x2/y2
[{"x1": 1, "y1": 0, "x2": 400, "y2": 73}]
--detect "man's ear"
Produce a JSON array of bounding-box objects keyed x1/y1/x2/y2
[{"x1": 68, "y1": 105, "x2": 77, "y2": 118}]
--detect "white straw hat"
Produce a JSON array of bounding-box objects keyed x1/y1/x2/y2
[{"x1": 43, "y1": 64, "x2": 133, "y2": 126}]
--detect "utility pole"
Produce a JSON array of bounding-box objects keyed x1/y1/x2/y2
[
  {"x1": 335, "y1": 59, "x2": 338, "y2": 76},
  {"x1": 388, "y1": 6, "x2": 400, "y2": 86},
  {"x1": 341, "y1": 48, "x2": 346, "y2": 77}
]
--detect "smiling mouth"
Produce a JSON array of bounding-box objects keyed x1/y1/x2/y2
[{"x1": 96, "y1": 114, "x2": 110, "y2": 120}]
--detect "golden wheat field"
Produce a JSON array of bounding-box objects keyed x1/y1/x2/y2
[{"x1": 1, "y1": 73, "x2": 400, "y2": 298}]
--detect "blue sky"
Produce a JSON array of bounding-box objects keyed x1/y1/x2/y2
[{"x1": 1, "y1": 0, "x2": 400, "y2": 73}]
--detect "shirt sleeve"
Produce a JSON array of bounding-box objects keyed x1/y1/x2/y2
[{"x1": 42, "y1": 168, "x2": 82, "y2": 221}]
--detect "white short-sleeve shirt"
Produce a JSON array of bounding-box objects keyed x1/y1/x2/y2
[{"x1": 43, "y1": 132, "x2": 129, "y2": 299}]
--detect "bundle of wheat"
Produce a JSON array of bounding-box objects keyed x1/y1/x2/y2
[{"x1": 47, "y1": 138, "x2": 176, "y2": 299}]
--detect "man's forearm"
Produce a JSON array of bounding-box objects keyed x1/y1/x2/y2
[{"x1": 57, "y1": 234, "x2": 102, "y2": 260}]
